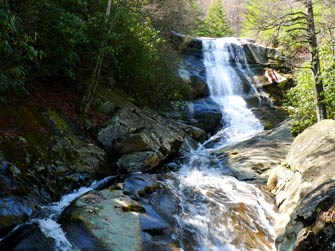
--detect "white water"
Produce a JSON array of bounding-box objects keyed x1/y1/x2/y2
[
  {"x1": 35, "y1": 176, "x2": 114, "y2": 251},
  {"x1": 172, "y1": 38, "x2": 276, "y2": 251}
]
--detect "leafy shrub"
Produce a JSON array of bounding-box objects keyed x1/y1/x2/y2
[{"x1": 286, "y1": 42, "x2": 335, "y2": 134}]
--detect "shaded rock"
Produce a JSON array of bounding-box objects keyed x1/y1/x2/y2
[
  {"x1": 188, "y1": 75, "x2": 209, "y2": 99},
  {"x1": 184, "y1": 98, "x2": 222, "y2": 133},
  {"x1": 114, "y1": 133, "x2": 155, "y2": 154},
  {"x1": 98, "y1": 107, "x2": 187, "y2": 173},
  {"x1": 252, "y1": 106, "x2": 289, "y2": 130},
  {"x1": 117, "y1": 151, "x2": 162, "y2": 173},
  {"x1": 0, "y1": 223, "x2": 55, "y2": 251},
  {"x1": 171, "y1": 122, "x2": 206, "y2": 143},
  {"x1": 123, "y1": 174, "x2": 160, "y2": 200},
  {"x1": 170, "y1": 31, "x2": 202, "y2": 58},
  {"x1": 0, "y1": 198, "x2": 33, "y2": 235},
  {"x1": 140, "y1": 205, "x2": 169, "y2": 235},
  {"x1": 61, "y1": 189, "x2": 143, "y2": 251},
  {"x1": 269, "y1": 120, "x2": 335, "y2": 251}
]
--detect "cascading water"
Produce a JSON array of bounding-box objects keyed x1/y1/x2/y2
[
  {"x1": 170, "y1": 38, "x2": 277, "y2": 251},
  {"x1": 0, "y1": 176, "x2": 115, "y2": 251},
  {"x1": 203, "y1": 38, "x2": 264, "y2": 147}
]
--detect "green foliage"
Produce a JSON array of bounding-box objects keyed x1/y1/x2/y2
[
  {"x1": 0, "y1": 2, "x2": 39, "y2": 95},
  {"x1": 0, "y1": 0, "x2": 190, "y2": 107},
  {"x1": 195, "y1": 0, "x2": 233, "y2": 37},
  {"x1": 286, "y1": 42, "x2": 335, "y2": 134},
  {"x1": 286, "y1": 64, "x2": 316, "y2": 134}
]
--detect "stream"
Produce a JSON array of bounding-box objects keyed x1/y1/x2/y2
[
  {"x1": 167, "y1": 38, "x2": 277, "y2": 251},
  {"x1": 0, "y1": 37, "x2": 277, "y2": 251}
]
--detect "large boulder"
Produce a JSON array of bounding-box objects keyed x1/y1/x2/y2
[
  {"x1": 187, "y1": 75, "x2": 210, "y2": 99},
  {"x1": 183, "y1": 98, "x2": 222, "y2": 133},
  {"x1": 242, "y1": 42, "x2": 282, "y2": 65},
  {"x1": 170, "y1": 31, "x2": 202, "y2": 58},
  {"x1": 268, "y1": 120, "x2": 335, "y2": 251},
  {"x1": 97, "y1": 106, "x2": 204, "y2": 173},
  {"x1": 117, "y1": 151, "x2": 163, "y2": 173},
  {"x1": 0, "y1": 197, "x2": 33, "y2": 235},
  {"x1": 61, "y1": 189, "x2": 143, "y2": 251}
]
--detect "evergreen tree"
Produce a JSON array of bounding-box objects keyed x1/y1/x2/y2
[{"x1": 196, "y1": 0, "x2": 233, "y2": 37}]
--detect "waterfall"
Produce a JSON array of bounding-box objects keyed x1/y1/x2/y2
[
  {"x1": 202, "y1": 38, "x2": 264, "y2": 147},
  {"x1": 171, "y1": 38, "x2": 276, "y2": 251}
]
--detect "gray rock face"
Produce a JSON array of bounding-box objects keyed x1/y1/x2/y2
[
  {"x1": 242, "y1": 43, "x2": 282, "y2": 65},
  {"x1": 188, "y1": 75, "x2": 210, "y2": 99},
  {"x1": 215, "y1": 120, "x2": 294, "y2": 181},
  {"x1": 183, "y1": 98, "x2": 222, "y2": 133},
  {"x1": 269, "y1": 120, "x2": 335, "y2": 251},
  {"x1": 98, "y1": 106, "x2": 202, "y2": 173},
  {"x1": 117, "y1": 151, "x2": 162, "y2": 173},
  {"x1": 0, "y1": 198, "x2": 33, "y2": 234}
]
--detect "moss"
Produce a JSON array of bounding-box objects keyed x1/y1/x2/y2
[
  {"x1": 0, "y1": 104, "x2": 53, "y2": 170},
  {"x1": 96, "y1": 86, "x2": 135, "y2": 109}
]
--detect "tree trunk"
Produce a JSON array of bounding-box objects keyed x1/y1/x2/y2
[
  {"x1": 304, "y1": 0, "x2": 327, "y2": 121},
  {"x1": 81, "y1": 0, "x2": 112, "y2": 116}
]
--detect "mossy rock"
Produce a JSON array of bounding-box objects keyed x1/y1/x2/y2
[{"x1": 61, "y1": 189, "x2": 143, "y2": 251}]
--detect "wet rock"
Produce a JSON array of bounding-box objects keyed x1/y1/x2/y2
[
  {"x1": 171, "y1": 122, "x2": 206, "y2": 143},
  {"x1": 188, "y1": 75, "x2": 210, "y2": 99},
  {"x1": 61, "y1": 189, "x2": 143, "y2": 251},
  {"x1": 0, "y1": 223, "x2": 55, "y2": 251},
  {"x1": 269, "y1": 120, "x2": 335, "y2": 251},
  {"x1": 183, "y1": 98, "x2": 222, "y2": 133},
  {"x1": 0, "y1": 198, "x2": 33, "y2": 235},
  {"x1": 140, "y1": 205, "x2": 169, "y2": 235},
  {"x1": 160, "y1": 162, "x2": 180, "y2": 173},
  {"x1": 123, "y1": 174, "x2": 160, "y2": 200}
]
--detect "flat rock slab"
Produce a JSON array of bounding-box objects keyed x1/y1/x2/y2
[
  {"x1": 61, "y1": 189, "x2": 142, "y2": 251},
  {"x1": 214, "y1": 120, "x2": 294, "y2": 181}
]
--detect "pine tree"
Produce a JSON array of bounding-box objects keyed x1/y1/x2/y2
[{"x1": 196, "y1": 0, "x2": 233, "y2": 37}]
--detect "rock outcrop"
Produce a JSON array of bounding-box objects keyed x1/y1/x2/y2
[
  {"x1": 215, "y1": 120, "x2": 294, "y2": 181},
  {"x1": 182, "y1": 98, "x2": 222, "y2": 133},
  {"x1": 268, "y1": 120, "x2": 335, "y2": 251},
  {"x1": 61, "y1": 173, "x2": 181, "y2": 251},
  {"x1": 97, "y1": 104, "x2": 205, "y2": 173},
  {"x1": 187, "y1": 75, "x2": 210, "y2": 99}
]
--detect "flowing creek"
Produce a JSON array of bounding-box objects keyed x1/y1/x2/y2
[
  {"x1": 167, "y1": 38, "x2": 277, "y2": 251},
  {"x1": 0, "y1": 37, "x2": 277, "y2": 251}
]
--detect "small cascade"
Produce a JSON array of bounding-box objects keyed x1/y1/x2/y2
[
  {"x1": 0, "y1": 176, "x2": 115, "y2": 251},
  {"x1": 169, "y1": 38, "x2": 277, "y2": 250}
]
